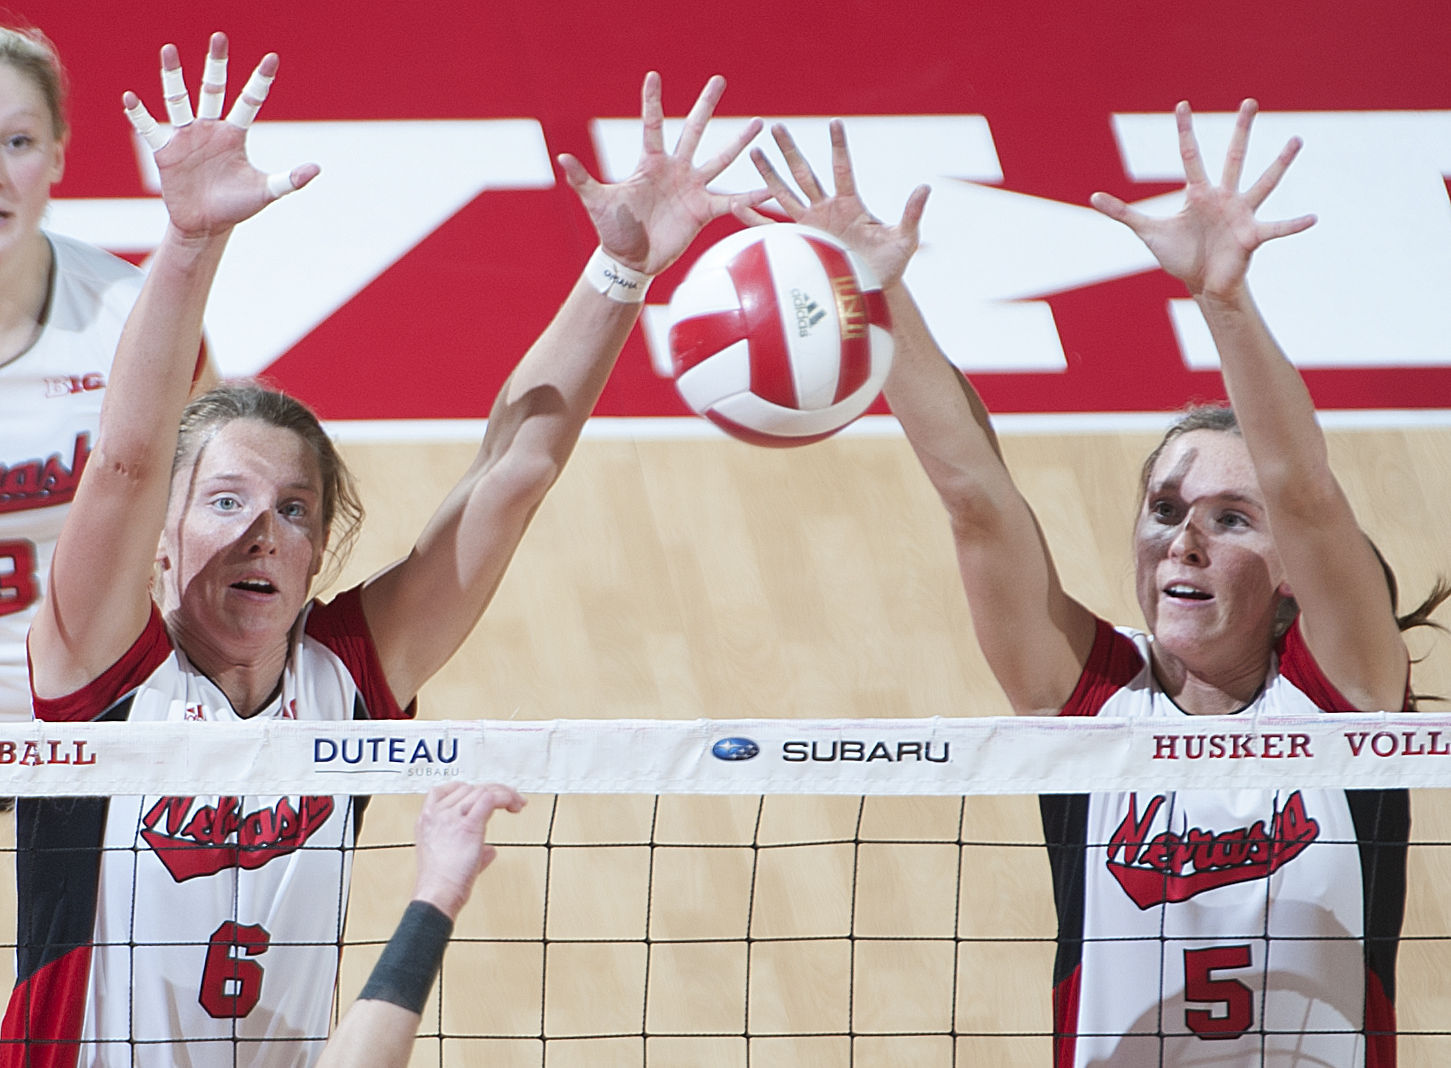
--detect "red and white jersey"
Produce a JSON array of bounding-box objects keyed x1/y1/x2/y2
[
  {"x1": 2, "y1": 586, "x2": 413, "y2": 1068},
  {"x1": 0, "y1": 234, "x2": 142, "y2": 723},
  {"x1": 1042, "y1": 618, "x2": 1406, "y2": 1067}
]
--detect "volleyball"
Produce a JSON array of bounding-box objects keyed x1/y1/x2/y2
[{"x1": 666, "y1": 224, "x2": 893, "y2": 447}]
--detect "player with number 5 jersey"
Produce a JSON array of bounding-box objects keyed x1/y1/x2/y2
[
  {"x1": 738, "y1": 103, "x2": 1449, "y2": 1064},
  {"x1": 6, "y1": 30, "x2": 766, "y2": 1068}
]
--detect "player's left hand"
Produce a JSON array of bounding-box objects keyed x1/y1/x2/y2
[
  {"x1": 557, "y1": 72, "x2": 767, "y2": 276},
  {"x1": 737, "y1": 119, "x2": 929, "y2": 289},
  {"x1": 1090, "y1": 99, "x2": 1315, "y2": 302}
]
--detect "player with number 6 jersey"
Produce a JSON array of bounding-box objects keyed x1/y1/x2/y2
[{"x1": 6, "y1": 29, "x2": 765, "y2": 1067}]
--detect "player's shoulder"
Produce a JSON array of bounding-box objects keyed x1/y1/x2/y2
[{"x1": 46, "y1": 232, "x2": 145, "y2": 296}]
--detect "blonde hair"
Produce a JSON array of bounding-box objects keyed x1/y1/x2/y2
[{"x1": 0, "y1": 24, "x2": 68, "y2": 139}]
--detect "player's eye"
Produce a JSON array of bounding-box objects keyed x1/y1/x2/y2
[{"x1": 1149, "y1": 498, "x2": 1180, "y2": 522}]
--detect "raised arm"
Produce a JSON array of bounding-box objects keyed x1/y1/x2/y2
[
  {"x1": 738, "y1": 122, "x2": 1096, "y2": 715},
  {"x1": 360, "y1": 73, "x2": 765, "y2": 705},
  {"x1": 29, "y1": 34, "x2": 314, "y2": 698},
  {"x1": 316, "y1": 782, "x2": 525, "y2": 1068},
  {"x1": 1091, "y1": 100, "x2": 1406, "y2": 710}
]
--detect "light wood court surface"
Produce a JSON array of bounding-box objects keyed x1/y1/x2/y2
[{"x1": 6, "y1": 424, "x2": 1451, "y2": 1065}]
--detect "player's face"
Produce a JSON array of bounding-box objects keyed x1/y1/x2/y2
[
  {"x1": 0, "y1": 62, "x2": 64, "y2": 260},
  {"x1": 1134, "y1": 429, "x2": 1289, "y2": 680},
  {"x1": 159, "y1": 418, "x2": 328, "y2": 657}
]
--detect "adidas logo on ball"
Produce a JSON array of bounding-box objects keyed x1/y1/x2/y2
[{"x1": 792, "y1": 289, "x2": 828, "y2": 337}]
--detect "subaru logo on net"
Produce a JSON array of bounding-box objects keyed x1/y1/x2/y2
[{"x1": 712, "y1": 737, "x2": 760, "y2": 761}]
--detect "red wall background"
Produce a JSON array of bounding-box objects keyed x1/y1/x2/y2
[{"x1": 19, "y1": 0, "x2": 1451, "y2": 420}]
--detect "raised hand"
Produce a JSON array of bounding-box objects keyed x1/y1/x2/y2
[
  {"x1": 1090, "y1": 100, "x2": 1314, "y2": 301},
  {"x1": 124, "y1": 32, "x2": 318, "y2": 240},
  {"x1": 412, "y1": 782, "x2": 526, "y2": 920},
  {"x1": 557, "y1": 72, "x2": 766, "y2": 275},
  {"x1": 737, "y1": 119, "x2": 929, "y2": 288}
]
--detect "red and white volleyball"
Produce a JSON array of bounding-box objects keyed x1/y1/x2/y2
[{"x1": 666, "y1": 225, "x2": 893, "y2": 447}]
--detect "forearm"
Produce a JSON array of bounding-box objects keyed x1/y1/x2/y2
[
  {"x1": 314, "y1": 1001, "x2": 420, "y2": 1068},
  {"x1": 1196, "y1": 282, "x2": 1332, "y2": 501},
  {"x1": 362, "y1": 270, "x2": 641, "y2": 700},
  {"x1": 881, "y1": 283, "x2": 1010, "y2": 510},
  {"x1": 99, "y1": 226, "x2": 230, "y2": 460},
  {"x1": 476, "y1": 272, "x2": 639, "y2": 472},
  {"x1": 317, "y1": 900, "x2": 454, "y2": 1068}
]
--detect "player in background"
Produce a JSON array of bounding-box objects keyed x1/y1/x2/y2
[
  {"x1": 739, "y1": 106, "x2": 1446, "y2": 1065},
  {"x1": 0, "y1": 23, "x2": 214, "y2": 734},
  {"x1": 315, "y1": 782, "x2": 525, "y2": 1068},
  {"x1": 7, "y1": 31, "x2": 765, "y2": 1067}
]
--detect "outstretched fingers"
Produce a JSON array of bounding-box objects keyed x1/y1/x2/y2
[
  {"x1": 225, "y1": 51, "x2": 279, "y2": 130},
  {"x1": 267, "y1": 163, "x2": 320, "y2": 200},
  {"x1": 827, "y1": 119, "x2": 858, "y2": 200},
  {"x1": 1219, "y1": 98, "x2": 1257, "y2": 191},
  {"x1": 749, "y1": 145, "x2": 807, "y2": 219},
  {"x1": 124, "y1": 33, "x2": 317, "y2": 227},
  {"x1": 1259, "y1": 211, "x2": 1318, "y2": 242},
  {"x1": 772, "y1": 122, "x2": 826, "y2": 203},
  {"x1": 160, "y1": 42, "x2": 193, "y2": 128},
  {"x1": 1244, "y1": 132, "x2": 1303, "y2": 210},
  {"x1": 673, "y1": 73, "x2": 726, "y2": 162},
  {"x1": 1175, "y1": 100, "x2": 1210, "y2": 186},
  {"x1": 640, "y1": 71, "x2": 665, "y2": 156},
  {"x1": 1088, "y1": 190, "x2": 1148, "y2": 232},
  {"x1": 556, "y1": 152, "x2": 600, "y2": 203},
  {"x1": 899, "y1": 182, "x2": 931, "y2": 241},
  {"x1": 694, "y1": 114, "x2": 762, "y2": 184},
  {"x1": 197, "y1": 32, "x2": 228, "y2": 120},
  {"x1": 123, "y1": 90, "x2": 168, "y2": 151}
]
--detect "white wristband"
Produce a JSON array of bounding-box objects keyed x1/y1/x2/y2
[{"x1": 586, "y1": 247, "x2": 652, "y2": 304}]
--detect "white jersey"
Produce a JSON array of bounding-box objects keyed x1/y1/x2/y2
[
  {"x1": 1042, "y1": 617, "x2": 1405, "y2": 1068},
  {"x1": 4, "y1": 587, "x2": 413, "y2": 1068},
  {"x1": 0, "y1": 233, "x2": 143, "y2": 722}
]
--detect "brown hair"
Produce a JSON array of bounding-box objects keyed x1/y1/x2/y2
[
  {"x1": 1140, "y1": 404, "x2": 1450, "y2": 701},
  {"x1": 173, "y1": 383, "x2": 364, "y2": 588},
  {"x1": 0, "y1": 24, "x2": 68, "y2": 139}
]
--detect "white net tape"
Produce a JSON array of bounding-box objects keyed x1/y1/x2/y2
[{"x1": 3, "y1": 712, "x2": 1449, "y2": 795}]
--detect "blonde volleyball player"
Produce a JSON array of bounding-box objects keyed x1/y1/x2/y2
[
  {"x1": 7, "y1": 31, "x2": 765, "y2": 1066},
  {"x1": 316, "y1": 782, "x2": 525, "y2": 1068},
  {"x1": 740, "y1": 108, "x2": 1445, "y2": 1065},
  {"x1": 0, "y1": 24, "x2": 215, "y2": 739}
]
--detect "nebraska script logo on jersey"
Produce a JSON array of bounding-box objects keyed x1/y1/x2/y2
[
  {"x1": 1104, "y1": 791, "x2": 1320, "y2": 910},
  {"x1": 140, "y1": 795, "x2": 335, "y2": 883},
  {"x1": 0, "y1": 432, "x2": 91, "y2": 516}
]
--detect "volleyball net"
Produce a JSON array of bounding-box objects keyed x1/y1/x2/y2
[{"x1": 4, "y1": 714, "x2": 1451, "y2": 1065}]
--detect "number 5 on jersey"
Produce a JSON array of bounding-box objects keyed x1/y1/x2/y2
[{"x1": 1184, "y1": 944, "x2": 1254, "y2": 1039}]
